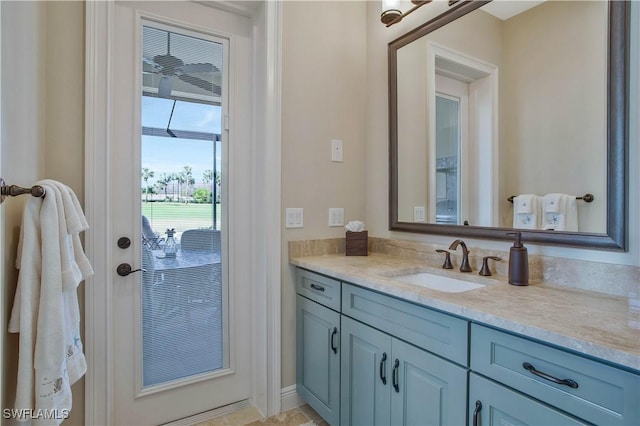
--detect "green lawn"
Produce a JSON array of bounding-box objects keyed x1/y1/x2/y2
[{"x1": 142, "y1": 202, "x2": 221, "y2": 234}]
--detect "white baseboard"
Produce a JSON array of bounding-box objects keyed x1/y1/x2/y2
[{"x1": 280, "y1": 385, "x2": 305, "y2": 412}]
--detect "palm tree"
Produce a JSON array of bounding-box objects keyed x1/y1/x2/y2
[
  {"x1": 156, "y1": 173, "x2": 171, "y2": 200},
  {"x1": 203, "y1": 169, "x2": 213, "y2": 187},
  {"x1": 183, "y1": 165, "x2": 194, "y2": 199},
  {"x1": 141, "y1": 168, "x2": 155, "y2": 202},
  {"x1": 175, "y1": 172, "x2": 186, "y2": 202}
]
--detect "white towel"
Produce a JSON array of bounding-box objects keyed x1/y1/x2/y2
[
  {"x1": 512, "y1": 194, "x2": 540, "y2": 229},
  {"x1": 514, "y1": 194, "x2": 535, "y2": 213},
  {"x1": 8, "y1": 180, "x2": 92, "y2": 425},
  {"x1": 541, "y1": 193, "x2": 578, "y2": 231}
]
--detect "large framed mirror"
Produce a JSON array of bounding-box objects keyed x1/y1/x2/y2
[{"x1": 389, "y1": 0, "x2": 629, "y2": 250}]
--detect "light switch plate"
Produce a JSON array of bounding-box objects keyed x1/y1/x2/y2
[
  {"x1": 285, "y1": 208, "x2": 303, "y2": 228},
  {"x1": 328, "y1": 208, "x2": 344, "y2": 227},
  {"x1": 331, "y1": 139, "x2": 343, "y2": 162},
  {"x1": 414, "y1": 206, "x2": 425, "y2": 222}
]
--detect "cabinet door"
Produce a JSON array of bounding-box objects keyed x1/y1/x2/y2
[
  {"x1": 469, "y1": 374, "x2": 589, "y2": 426},
  {"x1": 341, "y1": 317, "x2": 392, "y2": 426},
  {"x1": 391, "y1": 339, "x2": 467, "y2": 426},
  {"x1": 297, "y1": 296, "x2": 341, "y2": 425}
]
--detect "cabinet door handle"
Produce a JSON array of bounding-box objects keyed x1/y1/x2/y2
[
  {"x1": 472, "y1": 400, "x2": 482, "y2": 426},
  {"x1": 379, "y1": 352, "x2": 387, "y2": 385},
  {"x1": 392, "y1": 359, "x2": 400, "y2": 393},
  {"x1": 330, "y1": 327, "x2": 338, "y2": 354},
  {"x1": 310, "y1": 283, "x2": 325, "y2": 292},
  {"x1": 522, "y1": 362, "x2": 579, "y2": 389}
]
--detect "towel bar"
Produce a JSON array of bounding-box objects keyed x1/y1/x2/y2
[
  {"x1": 508, "y1": 193, "x2": 594, "y2": 203},
  {"x1": 0, "y1": 178, "x2": 46, "y2": 204}
]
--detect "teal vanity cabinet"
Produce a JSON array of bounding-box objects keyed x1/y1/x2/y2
[
  {"x1": 340, "y1": 284, "x2": 468, "y2": 426},
  {"x1": 296, "y1": 269, "x2": 341, "y2": 426},
  {"x1": 470, "y1": 324, "x2": 640, "y2": 425}
]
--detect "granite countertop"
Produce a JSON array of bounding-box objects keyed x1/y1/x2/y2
[{"x1": 290, "y1": 253, "x2": 640, "y2": 372}]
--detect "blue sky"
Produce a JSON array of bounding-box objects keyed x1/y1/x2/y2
[{"x1": 141, "y1": 96, "x2": 222, "y2": 186}]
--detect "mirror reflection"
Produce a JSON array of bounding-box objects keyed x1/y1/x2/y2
[{"x1": 396, "y1": 0, "x2": 607, "y2": 233}]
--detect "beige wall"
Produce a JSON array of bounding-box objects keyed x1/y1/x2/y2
[
  {"x1": 280, "y1": 0, "x2": 367, "y2": 387},
  {"x1": 1, "y1": 2, "x2": 85, "y2": 424}
]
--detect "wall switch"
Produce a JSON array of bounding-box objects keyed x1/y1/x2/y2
[
  {"x1": 331, "y1": 139, "x2": 343, "y2": 162},
  {"x1": 328, "y1": 208, "x2": 344, "y2": 227},
  {"x1": 285, "y1": 208, "x2": 303, "y2": 228},
  {"x1": 414, "y1": 206, "x2": 425, "y2": 222}
]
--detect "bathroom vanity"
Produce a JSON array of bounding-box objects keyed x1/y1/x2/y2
[{"x1": 292, "y1": 254, "x2": 640, "y2": 426}]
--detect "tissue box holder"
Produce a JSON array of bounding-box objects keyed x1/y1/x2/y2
[{"x1": 346, "y1": 231, "x2": 368, "y2": 256}]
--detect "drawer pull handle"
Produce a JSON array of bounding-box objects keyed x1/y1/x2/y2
[
  {"x1": 379, "y1": 352, "x2": 387, "y2": 385},
  {"x1": 522, "y1": 362, "x2": 579, "y2": 389},
  {"x1": 310, "y1": 283, "x2": 325, "y2": 292},
  {"x1": 330, "y1": 327, "x2": 338, "y2": 354},
  {"x1": 392, "y1": 359, "x2": 400, "y2": 393},
  {"x1": 472, "y1": 400, "x2": 482, "y2": 426}
]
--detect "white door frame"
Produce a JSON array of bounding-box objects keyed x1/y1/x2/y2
[
  {"x1": 83, "y1": 1, "x2": 282, "y2": 424},
  {"x1": 426, "y1": 41, "x2": 499, "y2": 227}
]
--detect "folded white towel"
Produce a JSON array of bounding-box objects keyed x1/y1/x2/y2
[
  {"x1": 512, "y1": 194, "x2": 540, "y2": 229},
  {"x1": 9, "y1": 180, "x2": 92, "y2": 425},
  {"x1": 543, "y1": 193, "x2": 562, "y2": 213},
  {"x1": 514, "y1": 194, "x2": 535, "y2": 213},
  {"x1": 541, "y1": 194, "x2": 578, "y2": 231}
]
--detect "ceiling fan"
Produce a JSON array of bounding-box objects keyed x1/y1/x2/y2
[{"x1": 143, "y1": 31, "x2": 221, "y2": 98}]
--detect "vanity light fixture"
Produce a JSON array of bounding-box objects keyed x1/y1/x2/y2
[{"x1": 381, "y1": 0, "x2": 432, "y2": 27}]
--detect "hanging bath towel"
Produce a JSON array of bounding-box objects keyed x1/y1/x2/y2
[
  {"x1": 541, "y1": 193, "x2": 578, "y2": 231},
  {"x1": 512, "y1": 194, "x2": 541, "y2": 229},
  {"x1": 8, "y1": 180, "x2": 93, "y2": 425}
]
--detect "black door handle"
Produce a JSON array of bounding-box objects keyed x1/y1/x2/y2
[
  {"x1": 522, "y1": 362, "x2": 579, "y2": 388},
  {"x1": 392, "y1": 359, "x2": 400, "y2": 393},
  {"x1": 117, "y1": 263, "x2": 147, "y2": 277},
  {"x1": 473, "y1": 400, "x2": 482, "y2": 426},
  {"x1": 379, "y1": 352, "x2": 387, "y2": 385},
  {"x1": 310, "y1": 283, "x2": 325, "y2": 292},
  {"x1": 330, "y1": 327, "x2": 338, "y2": 354}
]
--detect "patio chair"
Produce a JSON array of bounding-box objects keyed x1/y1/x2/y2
[{"x1": 142, "y1": 215, "x2": 165, "y2": 250}]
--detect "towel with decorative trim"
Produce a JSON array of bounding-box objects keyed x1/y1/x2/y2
[
  {"x1": 541, "y1": 193, "x2": 578, "y2": 231},
  {"x1": 512, "y1": 194, "x2": 540, "y2": 229},
  {"x1": 8, "y1": 180, "x2": 92, "y2": 425}
]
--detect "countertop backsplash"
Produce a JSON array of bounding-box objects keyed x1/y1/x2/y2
[{"x1": 289, "y1": 237, "x2": 639, "y2": 298}]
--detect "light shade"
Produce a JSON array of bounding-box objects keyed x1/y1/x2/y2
[
  {"x1": 381, "y1": 0, "x2": 402, "y2": 25},
  {"x1": 381, "y1": 0, "x2": 432, "y2": 27}
]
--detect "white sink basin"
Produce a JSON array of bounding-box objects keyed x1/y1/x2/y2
[{"x1": 387, "y1": 271, "x2": 485, "y2": 293}]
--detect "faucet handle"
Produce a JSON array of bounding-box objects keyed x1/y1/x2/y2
[
  {"x1": 435, "y1": 249, "x2": 453, "y2": 269},
  {"x1": 479, "y1": 256, "x2": 502, "y2": 276}
]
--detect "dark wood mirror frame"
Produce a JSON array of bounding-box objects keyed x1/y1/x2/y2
[{"x1": 389, "y1": 0, "x2": 629, "y2": 251}]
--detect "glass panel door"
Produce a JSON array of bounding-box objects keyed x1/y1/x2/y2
[
  {"x1": 139, "y1": 24, "x2": 226, "y2": 388},
  {"x1": 435, "y1": 94, "x2": 461, "y2": 225}
]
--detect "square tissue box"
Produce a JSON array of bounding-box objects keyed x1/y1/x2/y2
[{"x1": 346, "y1": 231, "x2": 368, "y2": 256}]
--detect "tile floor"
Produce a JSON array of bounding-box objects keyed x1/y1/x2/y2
[{"x1": 194, "y1": 405, "x2": 328, "y2": 426}]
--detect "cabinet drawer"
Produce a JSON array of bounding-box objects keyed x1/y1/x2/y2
[
  {"x1": 342, "y1": 283, "x2": 469, "y2": 366},
  {"x1": 469, "y1": 373, "x2": 588, "y2": 425},
  {"x1": 296, "y1": 268, "x2": 341, "y2": 311},
  {"x1": 471, "y1": 324, "x2": 640, "y2": 426}
]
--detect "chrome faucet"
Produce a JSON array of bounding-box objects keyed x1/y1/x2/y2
[{"x1": 448, "y1": 239, "x2": 472, "y2": 272}]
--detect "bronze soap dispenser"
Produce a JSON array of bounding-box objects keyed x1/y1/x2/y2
[{"x1": 507, "y1": 231, "x2": 529, "y2": 286}]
